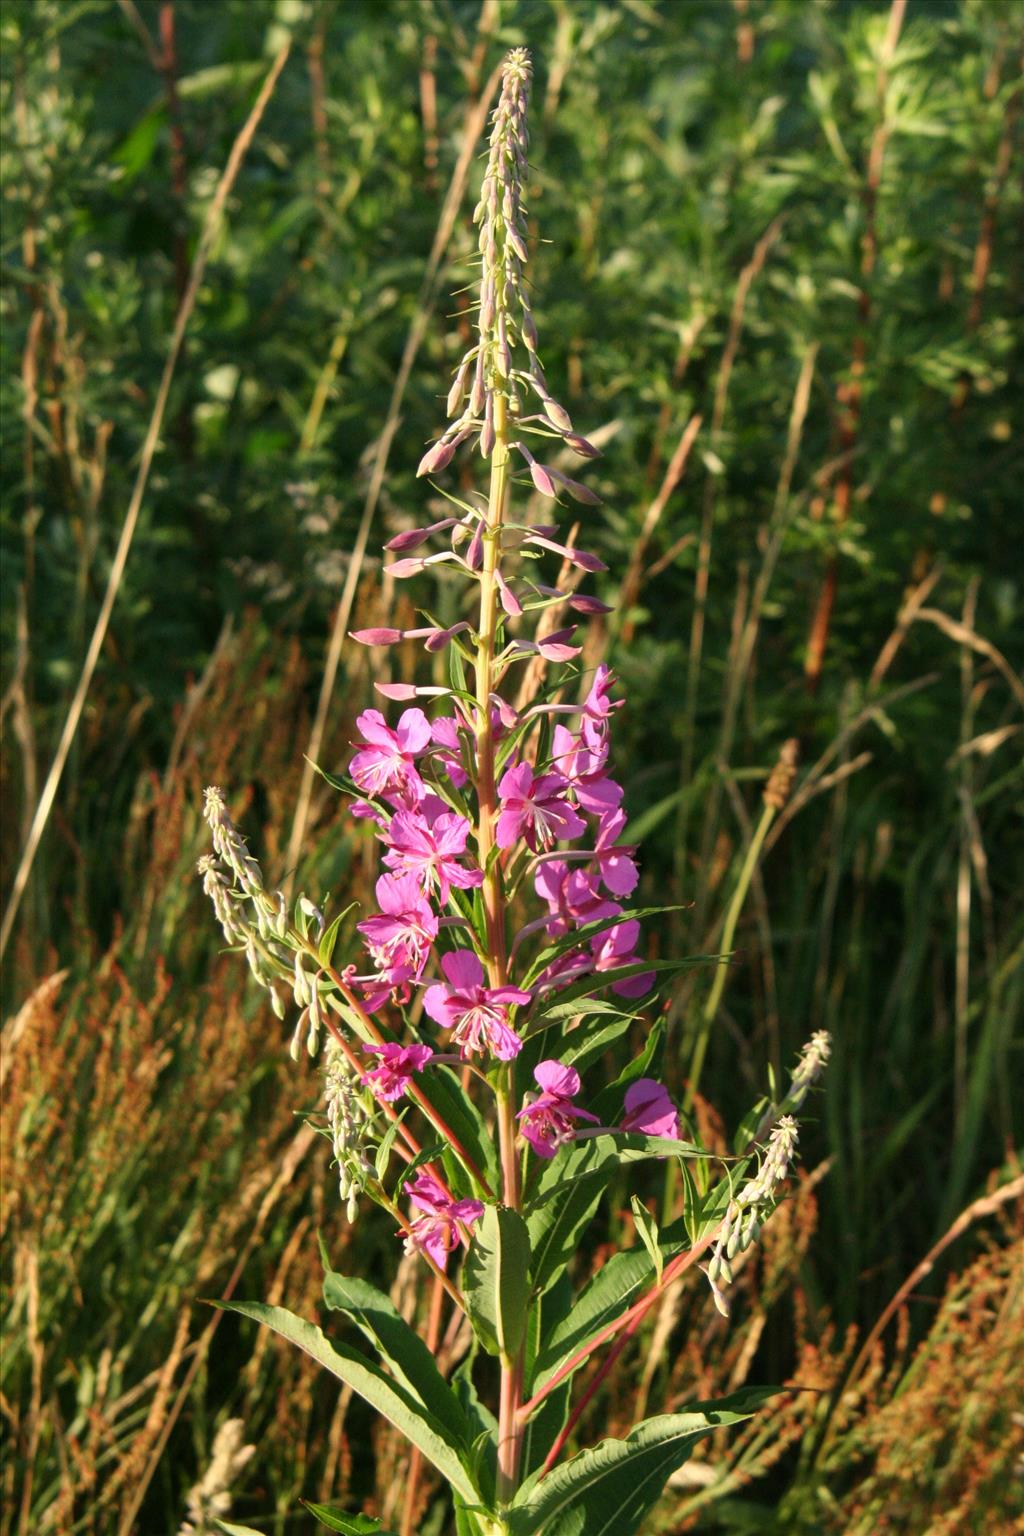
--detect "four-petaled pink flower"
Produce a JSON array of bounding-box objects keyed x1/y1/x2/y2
[
  {"x1": 496, "y1": 761, "x2": 587, "y2": 852},
  {"x1": 357, "y1": 873, "x2": 438, "y2": 987},
  {"x1": 383, "y1": 809, "x2": 483, "y2": 902},
  {"x1": 551, "y1": 724, "x2": 622, "y2": 816},
  {"x1": 403, "y1": 1170, "x2": 484, "y2": 1270},
  {"x1": 535, "y1": 859, "x2": 618, "y2": 938},
  {"x1": 621, "y1": 1078, "x2": 680, "y2": 1139},
  {"x1": 362, "y1": 1041, "x2": 434, "y2": 1102},
  {"x1": 517, "y1": 1060, "x2": 599, "y2": 1158},
  {"x1": 350, "y1": 708, "x2": 431, "y2": 800},
  {"x1": 423, "y1": 950, "x2": 530, "y2": 1061},
  {"x1": 594, "y1": 809, "x2": 639, "y2": 897},
  {"x1": 590, "y1": 918, "x2": 654, "y2": 997}
]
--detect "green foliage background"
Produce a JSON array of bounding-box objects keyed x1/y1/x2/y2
[{"x1": 2, "y1": 0, "x2": 1021, "y2": 1532}]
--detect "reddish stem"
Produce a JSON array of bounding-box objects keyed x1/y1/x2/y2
[{"x1": 518, "y1": 1223, "x2": 722, "y2": 1425}]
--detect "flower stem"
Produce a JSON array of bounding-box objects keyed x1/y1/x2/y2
[
  {"x1": 475, "y1": 391, "x2": 511, "y2": 989},
  {"x1": 475, "y1": 390, "x2": 526, "y2": 1502}
]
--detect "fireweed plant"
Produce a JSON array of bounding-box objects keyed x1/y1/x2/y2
[{"x1": 200, "y1": 50, "x2": 830, "y2": 1536}]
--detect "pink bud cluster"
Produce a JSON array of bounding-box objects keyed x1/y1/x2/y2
[{"x1": 414, "y1": 46, "x2": 599, "y2": 495}]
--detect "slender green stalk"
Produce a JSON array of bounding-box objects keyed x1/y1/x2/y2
[
  {"x1": 685, "y1": 801, "x2": 776, "y2": 1114},
  {"x1": 474, "y1": 390, "x2": 526, "y2": 1500}
]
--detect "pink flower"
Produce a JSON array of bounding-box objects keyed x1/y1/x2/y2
[
  {"x1": 403, "y1": 1170, "x2": 484, "y2": 1270},
  {"x1": 581, "y1": 664, "x2": 623, "y2": 749},
  {"x1": 591, "y1": 918, "x2": 654, "y2": 998},
  {"x1": 496, "y1": 762, "x2": 587, "y2": 852},
  {"x1": 430, "y1": 716, "x2": 468, "y2": 788},
  {"x1": 552, "y1": 724, "x2": 622, "y2": 816},
  {"x1": 517, "y1": 1060, "x2": 599, "y2": 1158},
  {"x1": 382, "y1": 810, "x2": 483, "y2": 903},
  {"x1": 350, "y1": 708, "x2": 431, "y2": 800},
  {"x1": 621, "y1": 1079, "x2": 680, "y2": 1140},
  {"x1": 594, "y1": 808, "x2": 639, "y2": 897},
  {"x1": 362, "y1": 1041, "x2": 434, "y2": 1102},
  {"x1": 534, "y1": 860, "x2": 619, "y2": 937},
  {"x1": 357, "y1": 873, "x2": 438, "y2": 985},
  {"x1": 423, "y1": 950, "x2": 530, "y2": 1061}
]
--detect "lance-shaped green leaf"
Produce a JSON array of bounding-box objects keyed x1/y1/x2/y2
[
  {"x1": 528, "y1": 1134, "x2": 706, "y2": 1210},
  {"x1": 519, "y1": 1274, "x2": 573, "y2": 1474},
  {"x1": 530, "y1": 1229, "x2": 688, "y2": 1397},
  {"x1": 630, "y1": 1196, "x2": 663, "y2": 1284},
  {"x1": 318, "y1": 903, "x2": 358, "y2": 967},
  {"x1": 321, "y1": 1270, "x2": 472, "y2": 1448},
  {"x1": 506, "y1": 1397, "x2": 772, "y2": 1536},
  {"x1": 219, "y1": 1302, "x2": 479, "y2": 1504},
  {"x1": 303, "y1": 1506, "x2": 398, "y2": 1535},
  {"x1": 462, "y1": 1204, "x2": 532, "y2": 1359},
  {"x1": 213, "y1": 1523, "x2": 265, "y2": 1536},
  {"x1": 526, "y1": 1135, "x2": 700, "y2": 1297}
]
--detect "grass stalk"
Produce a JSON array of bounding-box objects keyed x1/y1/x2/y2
[{"x1": 685, "y1": 799, "x2": 776, "y2": 1115}]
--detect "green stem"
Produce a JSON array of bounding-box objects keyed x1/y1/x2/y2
[
  {"x1": 475, "y1": 394, "x2": 511, "y2": 990},
  {"x1": 475, "y1": 392, "x2": 526, "y2": 1503},
  {"x1": 685, "y1": 800, "x2": 776, "y2": 1115}
]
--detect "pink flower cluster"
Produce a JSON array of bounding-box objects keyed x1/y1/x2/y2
[
  {"x1": 526, "y1": 665, "x2": 654, "y2": 1001},
  {"x1": 338, "y1": 586, "x2": 676, "y2": 1270},
  {"x1": 403, "y1": 1171, "x2": 484, "y2": 1271}
]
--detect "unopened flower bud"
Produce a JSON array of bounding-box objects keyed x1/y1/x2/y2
[
  {"x1": 417, "y1": 438, "x2": 456, "y2": 478},
  {"x1": 446, "y1": 361, "x2": 469, "y2": 417},
  {"x1": 529, "y1": 460, "x2": 558, "y2": 498},
  {"x1": 542, "y1": 397, "x2": 573, "y2": 433}
]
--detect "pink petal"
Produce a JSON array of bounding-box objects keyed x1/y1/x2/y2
[
  {"x1": 396, "y1": 708, "x2": 432, "y2": 755},
  {"x1": 351, "y1": 627, "x2": 403, "y2": 645},
  {"x1": 535, "y1": 1059, "x2": 581, "y2": 1098},
  {"x1": 441, "y1": 949, "x2": 485, "y2": 990}
]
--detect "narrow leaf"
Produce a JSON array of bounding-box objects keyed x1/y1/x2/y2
[
  {"x1": 319, "y1": 904, "x2": 358, "y2": 967},
  {"x1": 630, "y1": 1196, "x2": 663, "y2": 1284},
  {"x1": 508, "y1": 1398, "x2": 771, "y2": 1536},
  {"x1": 303, "y1": 1506, "x2": 398, "y2": 1535},
  {"x1": 462, "y1": 1205, "x2": 532, "y2": 1359},
  {"x1": 219, "y1": 1302, "x2": 478, "y2": 1502},
  {"x1": 321, "y1": 1272, "x2": 472, "y2": 1448}
]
